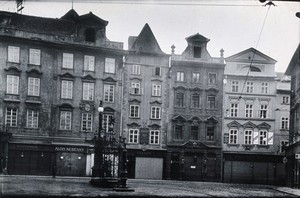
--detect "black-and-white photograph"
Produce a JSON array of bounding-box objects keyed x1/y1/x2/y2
[{"x1": 0, "y1": 0, "x2": 299, "y2": 197}]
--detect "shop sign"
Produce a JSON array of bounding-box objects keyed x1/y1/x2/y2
[
  {"x1": 140, "y1": 128, "x2": 149, "y2": 144},
  {"x1": 54, "y1": 146, "x2": 86, "y2": 153}
]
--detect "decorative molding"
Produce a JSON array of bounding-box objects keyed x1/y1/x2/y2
[
  {"x1": 59, "y1": 72, "x2": 75, "y2": 79},
  {"x1": 227, "y1": 120, "x2": 242, "y2": 128},
  {"x1": 26, "y1": 69, "x2": 43, "y2": 75},
  {"x1": 103, "y1": 76, "x2": 117, "y2": 83},
  {"x1": 243, "y1": 121, "x2": 257, "y2": 129},
  {"x1": 81, "y1": 74, "x2": 96, "y2": 81},
  {"x1": 257, "y1": 122, "x2": 271, "y2": 130},
  {"x1": 4, "y1": 66, "x2": 21, "y2": 73}
]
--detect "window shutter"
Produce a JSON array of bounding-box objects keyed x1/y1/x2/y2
[
  {"x1": 253, "y1": 131, "x2": 259, "y2": 144},
  {"x1": 267, "y1": 132, "x2": 274, "y2": 145}
]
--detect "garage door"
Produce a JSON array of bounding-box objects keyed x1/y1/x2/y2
[{"x1": 135, "y1": 157, "x2": 163, "y2": 179}]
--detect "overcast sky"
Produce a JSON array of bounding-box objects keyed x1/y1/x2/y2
[{"x1": 0, "y1": 0, "x2": 299, "y2": 72}]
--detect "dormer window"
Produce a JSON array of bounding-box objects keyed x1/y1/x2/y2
[
  {"x1": 194, "y1": 46, "x2": 201, "y2": 58},
  {"x1": 85, "y1": 28, "x2": 95, "y2": 42}
]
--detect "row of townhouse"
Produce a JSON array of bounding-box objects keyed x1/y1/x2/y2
[{"x1": 0, "y1": 9, "x2": 290, "y2": 184}]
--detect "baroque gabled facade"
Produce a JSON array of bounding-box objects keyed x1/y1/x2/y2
[
  {"x1": 223, "y1": 48, "x2": 288, "y2": 185},
  {"x1": 122, "y1": 23, "x2": 170, "y2": 179},
  {"x1": 165, "y1": 33, "x2": 225, "y2": 181},
  {"x1": 0, "y1": 9, "x2": 124, "y2": 176}
]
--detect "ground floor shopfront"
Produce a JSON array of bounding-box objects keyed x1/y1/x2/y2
[
  {"x1": 165, "y1": 142, "x2": 222, "y2": 182},
  {"x1": 7, "y1": 143, "x2": 93, "y2": 176},
  {"x1": 127, "y1": 149, "x2": 166, "y2": 180},
  {"x1": 223, "y1": 153, "x2": 286, "y2": 186},
  {"x1": 285, "y1": 141, "x2": 300, "y2": 188}
]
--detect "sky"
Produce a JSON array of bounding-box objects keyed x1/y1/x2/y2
[{"x1": 0, "y1": 0, "x2": 299, "y2": 72}]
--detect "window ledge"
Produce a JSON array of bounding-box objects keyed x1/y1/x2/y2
[
  {"x1": 28, "y1": 63, "x2": 41, "y2": 67},
  {"x1": 257, "y1": 144, "x2": 269, "y2": 148},
  {"x1": 227, "y1": 143, "x2": 240, "y2": 147}
]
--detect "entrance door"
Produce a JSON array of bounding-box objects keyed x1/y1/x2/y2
[
  {"x1": 56, "y1": 152, "x2": 86, "y2": 176},
  {"x1": 170, "y1": 155, "x2": 180, "y2": 180},
  {"x1": 135, "y1": 157, "x2": 163, "y2": 179}
]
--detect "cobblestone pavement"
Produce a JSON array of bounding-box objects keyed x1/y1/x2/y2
[{"x1": 0, "y1": 175, "x2": 299, "y2": 197}]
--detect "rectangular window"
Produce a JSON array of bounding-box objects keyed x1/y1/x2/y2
[
  {"x1": 230, "y1": 103, "x2": 238, "y2": 117},
  {"x1": 150, "y1": 130, "x2": 160, "y2": 144},
  {"x1": 105, "y1": 58, "x2": 116, "y2": 73},
  {"x1": 103, "y1": 114, "x2": 113, "y2": 133},
  {"x1": 8, "y1": 46, "x2": 20, "y2": 63},
  {"x1": 84, "y1": 55, "x2": 95, "y2": 71},
  {"x1": 229, "y1": 129, "x2": 238, "y2": 144},
  {"x1": 131, "y1": 82, "x2": 142, "y2": 95},
  {"x1": 244, "y1": 130, "x2": 252, "y2": 144},
  {"x1": 131, "y1": 64, "x2": 140, "y2": 75},
  {"x1": 191, "y1": 125, "x2": 198, "y2": 140},
  {"x1": 27, "y1": 109, "x2": 39, "y2": 128},
  {"x1": 60, "y1": 111, "x2": 72, "y2": 130},
  {"x1": 207, "y1": 126, "x2": 215, "y2": 141},
  {"x1": 151, "y1": 106, "x2": 161, "y2": 119},
  {"x1": 246, "y1": 81, "x2": 254, "y2": 93},
  {"x1": 6, "y1": 75, "x2": 19, "y2": 94},
  {"x1": 176, "y1": 71, "x2": 184, "y2": 81},
  {"x1": 192, "y1": 72, "x2": 200, "y2": 83},
  {"x1": 83, "y1": 82, "x2": 94, "y2": 101},
  {"x1": 281, "y1": 117, "x2": 289, "y2": 130},
  {"x1": 28, "y1": 77, "x2": 40, "y2": 96},
  {"x1": 62, "y1": 53, "x2": 73, "y2": 69},
  {"x1": 61, "y1": 80, "x2": 73, "y2": 99},
  {"x1": 259, "y1": 105, "x2": 268, "y2": 119},
  {"x1": 208, "y1": 73, "x2": 217, "y2": 84},
  {"x1": 280, "y1": 140, "x2": 289, "y2": 153},
  {"x1": 154, "y1": 67, "x2": 161, "y2": 76},
  {"x1": 81, "y1": 113, "x2": 93, "y2": 131},
  {"x1": 174, "y1": 124, "x2": 183, "y2": 140},
  {"x1": 129, "y1": 129, "x2": 139, "y2": 143},
  {"x1": 175, "y1": 93, "x2": 184, "y2": 107},
  {"x1": 261, "y1": 82, "x2": 268, "y2": 94},
  {"x1": 29, "y1": 49, "x2": 41, "y2": 65},
  {"x1": 191, "y1": 94, "x2": 200, "y2": 108},
  {"x1": 130, "y1": 105, "x2": 139, "y2": 118},
  {"x1": 194, "y1": 46, "x2": 201, "y2": 58},
  {"x1": 207, "y1": 95, "x2": 215, "y2": 109},
  {"x1": 104, "y1": 84, "x2": 114, "y2": 102},
  {"x1": 5, "y1": 107, "x2": 17, "y2": 127},
  {"x1": 231, "y1": 81, "x2": 239, "y2": 92},
  {"x1": 245, "y1": 104, "x2": 253, "y2": 118},
  {"x1": 259, "y1": 130, "x2": 267, "y2": 145},
  {"x1": 152, "y1": 84, "x2": 161, "y2": 96},
  {"x1": 282, "y1": 96, "x2": 289, "y2": 104}
]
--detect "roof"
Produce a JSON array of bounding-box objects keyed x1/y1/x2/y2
[
  {"x1": 129, "y1": 23, "x2": 165, "y2": 55},
  {"x1": 0, "y1": 10, "x2": 76, "y2": 35},
  {"x1": 185, "y1": 33, "x2": 210, "y2": 43},
  {"x1": 285, "y1": 43, "x2": 300, "y2": 75},
  {"x1": 226, "y1": 47, "x2": 277, "y2": 64}
]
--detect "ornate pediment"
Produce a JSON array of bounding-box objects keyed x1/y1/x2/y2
[
  {"x1": 104, "y1": 107, "x2": 115, "y2": 112},
  {"x1": 189, "y1": 87, "x2": 202, "y2": 92},
  {"x1": 26, "y1": 69, "x2": 43, "y2": 75},
  {"x1": 188, "y1": 116, "x2": 201, "y2": 124},
  {"x1": 59, "y1": 72, "x2": 74, "y2": 79},
  {"x1": 127, "y1": 122, "x2": 140, "y2": 127},
  {"x1": 227, "y1": 120, "x2": 242, "y2": 128},
  {"x1": 171, "y1": 115, "x2": 187, "y2": 122},
  {"x1": 257, "y1": 122, "x2": 271, "y2": 130},
  {"x1": 243, "y1": 121, "x2": 257, "y2": 129},
  {"x1": 174, "y1": 86, "x2": 187, "y2": 90},
  {"x1": 82, "y1": 74, "x2": 95, "y2": 81},
  {"x1": 103, "y1": 76, "x2": 117, "y2": 82},
  {"x1": 148, "y1": 123, "x2": 161, "y2": 129},
  {"x1": 206, "y1": 88, "x2": 218, "y2": 94},
  {"x1": 150, "y1": 100, "x2": 162, "y2": 105},
  {"x1": 182, "y1": 141, "x2": 209, "y2": 149},
  {"x1": 4, "y1": 66, "x2": 21, "y2": 73},
  {"x1": 204, "y1": 116, "x2": 218, "y2": 123},
  {"x1": 129, "y1": 98, "x2": 141, "y2": 103},
  {"x1": 59, "y1": 103, "x2": 74, "y2": 109}
]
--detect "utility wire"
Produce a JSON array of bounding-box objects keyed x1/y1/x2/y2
[{"x1": 238, "y1": 3, "x2": 273, "y2": 100}]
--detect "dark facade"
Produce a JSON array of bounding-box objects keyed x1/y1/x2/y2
[
  {"x1": 122, "y1": 24, "x2": 170, "y2": 179},
  {"x1": 0, "y1": 10, "x2": 124, "y2": 176},
  {"x1": 285, "y1": 43, "x2": 300, "y2": 188},
  {"x1": 165, "y1": 34, "x2": 225, "y2": 182}
]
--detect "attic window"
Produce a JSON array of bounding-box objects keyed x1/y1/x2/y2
[
  {"x1": 250, "y1": 66, "x2": 261, "y2": 72},
  {"x1": 194, "y1": 47, "x2": 201, "y2": 58},
  {"x1": 85, "y1": 28, "x2": 95, "y2": 42}
]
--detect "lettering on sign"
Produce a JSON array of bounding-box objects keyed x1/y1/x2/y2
[
  {"x1": 16, "y1": 145, "x2": 39, "y2": 150},
  {"x1": 54, "y1": 146, "x2": 85, "y2": 153}
]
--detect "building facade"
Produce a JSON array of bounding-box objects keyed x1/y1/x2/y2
[
  {"x1": 122, "y1": 24, "x2": 170, "y2": 180},
  {"x1": 223, "y1": 48, "x2": 288, "y2": 185},
  {"x1": 0, "y1": 9, "x2": 124, "y2": 176},
  {"x1": 165, "y1": 34, "x2": 225, "y2": 182},
  {"x1": 285, "y1": 43, "x2": 300, "y2": 188}
]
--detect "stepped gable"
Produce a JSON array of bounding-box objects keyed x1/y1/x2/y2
[{"x1": 129, "y1": 23, "x2": 165, "y2": 55}]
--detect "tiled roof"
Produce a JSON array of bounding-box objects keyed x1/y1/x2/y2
[
  {"x1": 130, "y1": 23, "x2": 165, "y2": 55},
  {"x1": 0, "y1": 10, "x2": 76, "y2": 35}
]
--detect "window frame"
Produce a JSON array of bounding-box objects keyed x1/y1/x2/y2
[
  {"x1": 244, "y1": 130, "x2": 253, "y2": 145},
  {"x1": 28, "y1": 77, "x2": 40, "y2": 96},
  {"x1": 60, "y1": 111, "x2": 72, "y2": 130},
  {"x1": 229, "y1": 129, "x2": 238, "y2": 144},
  {"x1": 131, "y1": 64, "x2": 141, "y2": 75},
  {"x1": 281, "y1": 117, "x2": 289, "y2": 130},
  {"x1": 81, "y1": 112, "x2": 93, "y2": 131},
  {"x1": 61, "y1": 80, "x2": 73, "y2": 99},
  {"x1": 261, "y1": 82, "x2": 269, "y2": 94},
  {"x1": 62, "y1": 53, "x2": 74, "y2": 69},
  {"x1": 176, "y1": 71, "x2": 185, "y2": 82},
  {"x1": 105, "y1": 58, "x2": 116, "y2": 74},
  {"x1": 8, "y1": 46, "x2": 20, "y2": 63},
  {"x1": 245, "y1": 104, "x2": 253, "y2": 118},
  {"x1": 175, "y1": 92, "x2": 184, "y2": 107},
  {"x1": 230, "y1": 103, "x2": 238, "y2": 117},
  {"x1": 149, "y1": 130, "x2": 160, "y2": 145},
  {"x1": 152, "y1": 84, "x2": 161, "y2": 96},
  {"x1": 128, "y1": 129, "x2": 139, "y2": 143},
  {"x1": 6, "y1": 75, "x2": 19, "y2": 95},
  {"x1": 192, "y1": 72, "x2": 200, "y2": 83},
  {"x1": 259, "y1": 130, "x2": 268, "y2": 145},
  {"x1": 191, "y1": 94, "x2": 200, "y2": 108},
  {"x1": 208, "y1": 73, "x2": 217, "y2": 84},
  {"x1": 104, "y1": 84, "x2": 115, "y2": 102},
  {"x1": 150, "y1": 106, "x2": 161, "y2": 119},
  {"x1": 27, "y1": 109, "x2": 39, "y2": 128},
  {"x1": 130, "y1": 105, "x2": 140, "y2": 118},
  {"x1": 246, "y1": 81, "x2": 254, "y2": 93},
  {"x1": 84, "y1": 55, "x2": 95, "y2": 71},
  {"x1": 231, "y1": 80, "x2": 239, "y2": 92},
  {"x1": 5, "y1": 107, "x2": 18, "y2": 127}
]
